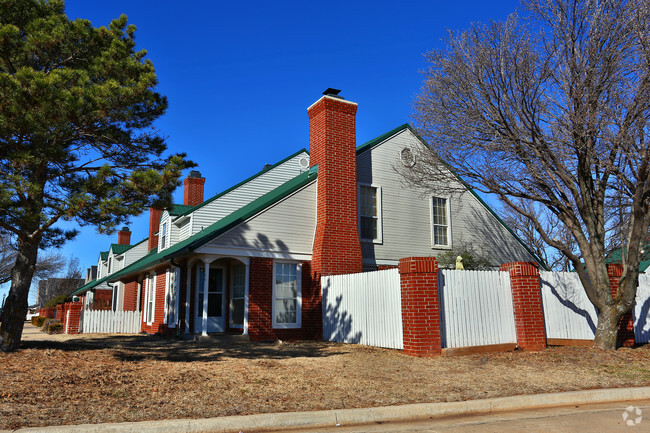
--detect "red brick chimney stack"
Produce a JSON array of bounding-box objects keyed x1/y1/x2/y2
[
  {"x1": 117, "y1": 226, "x2": 131, "y2": 245},
  {"x1": 308, "y1": 88, "x2": 363, "y2": 277},
  {"x1": 184, "y1": 170, "x2": 205, "y2": 207},
  {"x1": 148, "y1": 208, "x2": 162, "y2": 251}
]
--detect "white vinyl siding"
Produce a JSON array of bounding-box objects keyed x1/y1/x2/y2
[
  {"x1": 190, "y1": 152, "x2": 309, "y2": 236},
  {"x1": 273, "y1": 262, "x2": 301, "y2": 328},
  {"x1": 356, "y1": 128, "x2": 538, "y2": 266},
  {"x1": 160, "y1": 221, "x2": 168, "y2": 250},
  {"x1": 178, "y1": 219, "x2": 191, "y2": 241},
  {"x1": 122, "y1": 240, "x2": 149, "y2": 268},
  {"x1": 358, "y1": 184, "x2": 382, "y2": 243},
  {"x1": 204, "y1": 181, "x2": 316, "y2": 255}
]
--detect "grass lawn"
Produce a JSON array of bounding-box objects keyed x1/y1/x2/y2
[{"x1": 1, "y1": 324, "x2": 650, "y2": 429}]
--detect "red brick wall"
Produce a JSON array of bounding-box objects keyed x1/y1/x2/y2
[
  {"x1": 63, "y1": 302, "x2": 83, "y2": 334},
  {"x1": 184, "y1": 176, "x2": 205, "y2": 206},
  {"x1": 40, "y1": 307, "x2": 55, "y2": 318},
  {"x1": 399, "y1": 257, "x2": 442, "y2": 357},
  {"x1": 308, "y1": 95, "x2": 363, "y2": 283},
  {"x1": 500, "y1": 262, "x2": 546, "y2": 351},
  {"x1": 93, "y1": 289, "x2": 112, "y2": 310},
  {"x1": 140, "y1": 267, "x2": 171, "y2": 335},
  {"x1": 117, "y1": 229, "x2": 131, "y2": 245},
  {"x1": 607, "y1": 263, "x2": 635, "y2": 346},
  {"x1": 148, "y1": 208, "x2": 162, "y2": 252},
  {"x1": 122, "y1": 279, "x2": 139, "y2": 312},
  {"x1": 247, "y1": 258, "x2": 319, "y2": 341}
]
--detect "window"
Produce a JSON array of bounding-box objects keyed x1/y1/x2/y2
[
  {"x1": 358, "y1": 184, "x2": 382, "y2": 243},
  {"x1": 161, "y1": 222, "x2": 167, "y2": 249},
  {"x1": 431, "y1": 197, "x2": 451, "y2": 247},
  {"x1": 107, "y1": 257, "x2": 112, "y2": 274},
  {"x1": 111, "y1": 284, "x2": 119, "y2": 312},
  {"x1": 145, "y1": 274, "x2": 155, "y2": 324},
  {"x1": 273, "y1": 262, "x2": 301, "y2": 328},
  {"x1": 230, "y1": 264, "x2": 246, "y2": 328}
]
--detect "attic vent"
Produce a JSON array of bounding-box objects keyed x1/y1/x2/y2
[
  {"x1": 400, "y1": 147, "x2": 416, "y2": 167},
  {"x1": 298, "y1": 156, "x2": 310, "y2": 172}
]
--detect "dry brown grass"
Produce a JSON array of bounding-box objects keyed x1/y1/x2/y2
[{"x1": 2, "y1": 327, "x2": 650, "y2": 430}]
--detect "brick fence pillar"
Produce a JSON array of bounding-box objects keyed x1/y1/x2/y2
[
  {"x1": 501, "y1": 262, "x2": 546, "y2": 351},
  {"x1": 398, "y1": 257, "x2": 441, "y2": 357},
  {"x1": 65, "y1": 302, "x2": 83, "y2": 334},
  {"x1": 607, "y1": 264, "x2": 635, "y2": 346},
  {"x1": 56, "y1": 304, "x2": 64, "y2": 322}
]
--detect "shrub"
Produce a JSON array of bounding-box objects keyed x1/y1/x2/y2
[
  {"x1": 44, "y1": 294, "x2": 71, "y2": 308},
  {"x1": 33, "y1": 316, "x2": 47, "y2": 328},
  {"x1": 47, "y1": 323, "x2": 63, "y2": 334},
  {"x1": 41, "y1": 318, "x2": 61, "y2": 333}
]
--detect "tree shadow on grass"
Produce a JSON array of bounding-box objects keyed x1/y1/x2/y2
[{"x1": 19, "y1": 333, "x2": 350, "y2": 362}]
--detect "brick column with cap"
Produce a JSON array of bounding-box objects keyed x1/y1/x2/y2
[
  {"x1": 500, "y1": 262, "x2": 546, "y2": 351},
  {"x1": 398, "y1": 257, "x2": 441, "y2": 357},
  {"x1": 607, "y1": 263, "x2": 635, "y2": 346}
]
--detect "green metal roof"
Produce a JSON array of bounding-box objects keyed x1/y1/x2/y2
[
  {"x1": 71, "y1": 275, "x2": 112, "y2": 296},
  {"x1": 356, "y1": 123, "x2": 412, "y2": 155},
  {"x1": 173, "y1": 148, "x2": 309, "y2": 219},
  {"x1": 99, "y1": 251, "x2": 108, "y2": 261},
  {"x1": 168, "y1": 204, "x2": 194, "y2": 216},
  {"x1": 606, "y1": 242, "x2": 650, "y2": 272},
  {"x1": 110, "y1": 243, "x2": 132, "y2": 255},
  {"x1": 107, "y1": 166, "x2": 318, "y2": 282}
]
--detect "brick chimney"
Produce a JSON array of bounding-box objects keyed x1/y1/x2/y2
[
  {"x1": 308, "y1": 88, "x2": 362, "y2": 277},
  {"x1": 184, "y1": 170, "x2": 205, "y2": 206},
  {"x1": 148, "y1": 208, "x2": 162, "y2": 251},
  {"x1": 117, "y1": 226, "x2": 131, "y2": 245}
]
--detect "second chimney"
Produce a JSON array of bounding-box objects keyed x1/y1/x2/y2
[
  {"x1": 117, "y1": 226, "x2": 131, "y2": 245},
  {"x1": 148, "y1": 208, "x2": 162, "y2": 251},
  {"x1": 184, "y1": 170, "x2": 205, "y2": 207}
]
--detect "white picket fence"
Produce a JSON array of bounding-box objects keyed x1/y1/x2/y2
[
  {"x1": 81, "y1": 309, "x2": 142, "y2": 334},
  {"x1": 539, "y1": 271, "x2": 598, "y2": 340},
  {"x1": 634, "y1": 274, "x2": 650, "y2": 343},
  {"x1": 439, "y1": 270, "x2": 517, "y2": 348},
  {"x1": 322, "y1": 269, "x2": 403, "y2": 349}
]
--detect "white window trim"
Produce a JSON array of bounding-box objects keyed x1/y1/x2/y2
[
  {"x1": 272, "y1": 261, "x2": 302, "y2": 329},
  {"x1": 163, "y1": 270, "x2": 169, "y2": 325},
  {"x1": 145, "y1": 273, "x2": 156, "y2": 325},
  {"x1": 430, "y1": 196, "x2": 452, "y2": 249},
  {"x1": 160, "y1": 221, "x2": 168, "y2": 251},
  {"x1": 358, "y1": 183, "x2": 383, "y2": 244},
  {"x1": 229, "y1": 263, "x2": 246, "y2": 329}
]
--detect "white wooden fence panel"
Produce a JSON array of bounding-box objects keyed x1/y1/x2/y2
[
  {"x1": 539, "y1": 271, "x2": 597, "y2": 340},
  {"x1": 322, "y1": 269, "x2": 403, "y2": 349},
  {"x1": 81, "y1": 310, "x2": 142, "y2": 334},
  {"x1": 634, "y1": 274, "x2": 650, "y2": 343},
  {"x1": 439, "y1": 270, "x2": 517, "y2": 348}
]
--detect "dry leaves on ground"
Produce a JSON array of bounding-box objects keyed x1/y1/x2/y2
[{"x1": 1, "y1": 329, "x2": 650, "y2": 430}]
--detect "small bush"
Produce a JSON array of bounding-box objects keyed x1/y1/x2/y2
[
  {"x1": 33, "y1": 316, "x2": 47, "y2": 328},
  {"x1": 44, "y1": 294, "x2": 71, "y2": 308},
  {"x1": 47, "y1": 323, "x2": 63, "y2": 334},
  {"x1": 41, "y1": 318, "x2": 60, "y2": 332}
]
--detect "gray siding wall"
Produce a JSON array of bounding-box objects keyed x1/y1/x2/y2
[
  {"x1": 123, "y1": 240, "x2": 149, "y2": 268},
  {"x1": 190, "y1": 152, "x2": 309, "y2": 236},
  {"x1": 356, "y1": 129, "x2": 536, "y2": 267},
  {"x1": 178, "y1": 219, "x2": 191, "y2": 241},
  {"x1": 206, "y1": 181, "x2": 316, "y2": 255}
]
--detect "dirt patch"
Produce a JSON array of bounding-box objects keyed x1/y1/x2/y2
[{"x1": 2, "y1": 325, "x2": 650, "y2": 429}]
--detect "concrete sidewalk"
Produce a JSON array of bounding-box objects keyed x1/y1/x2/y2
[{"x1": 11, "y1": 386, "x2": 650, "y2": 433}]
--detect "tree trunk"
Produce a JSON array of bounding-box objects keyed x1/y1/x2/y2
[
  {"x1": 0, "y1": 237, "x2": 39, "y2": 352},
  {"x1": 593, "y1": 305, "x2": 623, "y2": 350}
]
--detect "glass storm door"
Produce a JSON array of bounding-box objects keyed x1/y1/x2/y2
[{"x1": 195, "y1": 266, "x2": 225, "y2": 333}]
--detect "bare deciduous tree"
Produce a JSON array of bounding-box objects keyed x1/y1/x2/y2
[
  {"x1": 0, "y1": 230, "x2": 65, "y2": 286},
  {"x1": 405, "y1": 0, "x2": 650, "y2": 349}
]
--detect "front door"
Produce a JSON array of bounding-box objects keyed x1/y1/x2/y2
[{"x1": 194, "y1": 266, "x2": 225, "y2": 333}]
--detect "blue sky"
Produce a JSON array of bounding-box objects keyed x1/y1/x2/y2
[{"x1": 1, "y1": 0, "x2": 523, "y2": 304}]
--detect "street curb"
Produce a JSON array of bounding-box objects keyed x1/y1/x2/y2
[{"x1": 11, "y1": 386, "x2": 650, "y2": 433}]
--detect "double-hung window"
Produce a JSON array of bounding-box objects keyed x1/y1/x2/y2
[
  {"x1": 272, "y1": 262, "x2": 301, "y2": 328},
  {"x1": 146, "y1": 274, "x2": 155, "y2": 324},
  {"x1": 431, "y1": 197, "x2": 451, "y2": 247},
  {"x1": 358, "y1": 184, "x2": 382, "y2": 243},
  {"x1": 160, "y1": 222, "x2": 167, "y2": 250}
]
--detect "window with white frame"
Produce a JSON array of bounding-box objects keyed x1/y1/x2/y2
[
  {"x1": 107, "y1": 257, "x2": 112, "y2": 274},
  {"x1": 431, "y1": 197, "x2": 451, "y2": 247},
  {"x1": 273, "y1": 262, "x2": 301, "y2": 328},
  {"x1": 111, "y1": 284, "x2": 119, "y2": 312},
  {"x1": 160, "y1": 222, "x2": 167, "y2": 249},
  {"x1": 146, "y1": 274, "x2": 155, "y2": 324},
  {"x1": 358, "y1": 184, "x2": 382, "y2": 243}
]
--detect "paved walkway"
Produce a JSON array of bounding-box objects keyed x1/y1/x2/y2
[{"x1": 20, "y1": 322, "x2": 70, "y2": 342}]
